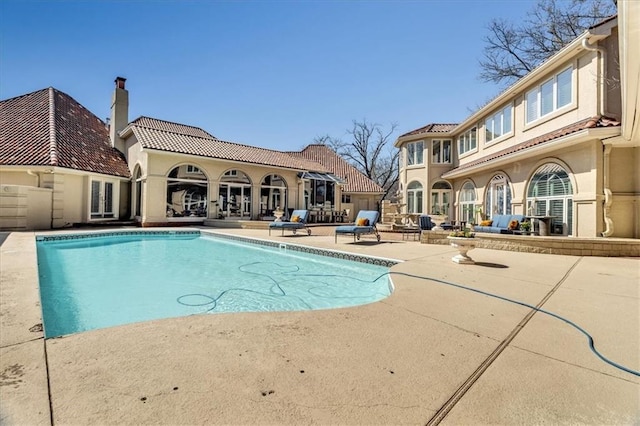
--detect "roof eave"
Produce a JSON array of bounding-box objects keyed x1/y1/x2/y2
[
  {"x1": 394, "y1": 131, "x2": 454, "y2": 147},
  {"x1": 141, "y1": 146, "x2": 310, "y2": 172},
  {"x1": 441, "y1": 127, "x2": 620, "y2": 179}
]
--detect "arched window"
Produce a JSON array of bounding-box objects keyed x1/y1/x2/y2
[
  {"x1": 219, "y1": 169, "x2": 252, "y2": 219},
  {"x1": 166, "y1": 164, "x2": 208, "y2": 218},
  {"x1": 485, "y1": 174, "x2": 512, "y2": 217},
  {"x1": 527, "y1": 163, "x2": 573, "y2": 235},
  {"x1": 406, "y1": 181, "x2": 423, "y2": 214},
  {"x1": 261, "y1": 174, "x2": 288, "y2": 218},
  {"x1": 460, "y1": 181, "x2": 476, "y2": 224},
  {"x1": 134, "y1": 166, "x2": 143, "y2": 218},
  {"x1": 431, "y1": 181, "x2": 452, "y2": 216}
]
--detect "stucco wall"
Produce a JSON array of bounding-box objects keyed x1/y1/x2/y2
[
  {"x1": 0, "y1": 185, "x2": 52, "y2": 231},
  {"x1": 0, "y1": 170, "x2": 39, "y2": 187},
  {"x1": 137, "y1": 150, "x2": 306, "y2": 225}
]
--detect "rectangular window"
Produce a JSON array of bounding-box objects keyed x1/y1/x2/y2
[
  {"x1": 457, "y1": 127, "x2": 477, "y2": 155},
  {"x1": 485, "y1": 105, "x2": 512, "y2": 143},
  {"x1": 557, "y1": 67, "x2": 572, "y2": 108},
  {"x1": 432, "y1": 139, "x2": 451, "y2": 163},
  {"x1": 541, "y1": 79, "x2": 554, "y2": 116},
  {"x1": 186, "y1": 165, "x2": 201, "y2": 173},
  {"x1": 341, "y1": 194, "x2": 351, "y2": 203},
  {"x1": 406, "y1": 141, "x2": 424, "y2": 165},
  {"x1": 525, "y1": 66, "x2": 573, "y2": 123}
]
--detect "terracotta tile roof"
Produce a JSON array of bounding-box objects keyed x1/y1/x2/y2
[
  {"x1": 291, "y1": 144, "x2": 384, "y2": 193},
  {"x1": 130, "y1": 116, "x2": 216, "y2": 139},
  {"x1": 399, "y1": 123, "x2": 458, "y2": 138},
  {"x1": 443, "y1": 116, "x2": 621, "y2": 175},
  {"x1": 1, "y1": 88, "x2": 130, "y2": 177},
  {"x1": 127, "y1": 116, "x2": 327, "y2": 172}
]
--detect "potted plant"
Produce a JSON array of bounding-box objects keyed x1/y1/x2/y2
[
  {"x1": 447, "y1": 229, "x2": 476, "y2": 264},
  {"x1": 519, "y1": 220, "x2": 532, "y2": 234}
]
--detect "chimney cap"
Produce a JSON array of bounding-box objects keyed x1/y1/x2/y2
[{"x1": 114, "y1": 76, "x2": 127, "y2": 89}]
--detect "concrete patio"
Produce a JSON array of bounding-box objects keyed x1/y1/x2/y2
[{"x1": 1, "y1": 228, "x2": 638, "y2": 425}]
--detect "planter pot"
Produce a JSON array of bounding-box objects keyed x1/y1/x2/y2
[{"x1": 447, "y1": 236, "x2": 476, "y2": 264}]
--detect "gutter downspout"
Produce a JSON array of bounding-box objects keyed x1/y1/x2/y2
[
  {"x1": 26, "y1": 170, "x2": 40, "y2": 187},
  {"x1": 601, "y1": 145, "x2": 614, "y2": 237},
  {"x1": 582, "y1": 38, "x2": 615, "y2": 237}
]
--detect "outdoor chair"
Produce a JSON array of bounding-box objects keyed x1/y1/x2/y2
[
  {"x1": 268, "y1": 209, "x2": 312, "y2": 236},
  {"x1": 419, "y1": 215, "x2": 434, "y2": 231},
  {"x1": 334, "y1": 210, "x2": 381, "y2": 243}
]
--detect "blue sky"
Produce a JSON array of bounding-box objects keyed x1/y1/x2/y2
[{"x1": 1, "y1": 0, "x2": 537, "y2": 151}]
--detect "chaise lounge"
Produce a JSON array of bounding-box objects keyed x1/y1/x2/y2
[
  {"x1": 334, "y1": 210, "x2": 381, "y2": 243},
  {"x1": 268, "y1": 209, "x2": 312, "y2": 236}
]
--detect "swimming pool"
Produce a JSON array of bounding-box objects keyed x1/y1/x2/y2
[{"x1": 36, "y1": 231, "x2": 396, "y2": 338}]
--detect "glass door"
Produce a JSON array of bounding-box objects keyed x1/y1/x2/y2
[
  {"x1": 91, "y1": 180, "x2": 115, "y2": 219},
  {"x1": 220, "y1": 184, "x2": 251, "y2": 219}
]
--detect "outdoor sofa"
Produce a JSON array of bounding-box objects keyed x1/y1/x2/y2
[{"x1": 473, "y1": 214, "x2": 527, "y2": 234}]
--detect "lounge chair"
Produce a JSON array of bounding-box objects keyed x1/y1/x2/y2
[
  {"x1": 334, "y1": 210, "x2": 381, "y2": 243},
  {"x1": 268, "y1": 209, "x2": 312, "y2": 236}
]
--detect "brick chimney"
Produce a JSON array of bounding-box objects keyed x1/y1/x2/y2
[{"x1": 109, "y1": 76, "x2": 129, "y2": 153}]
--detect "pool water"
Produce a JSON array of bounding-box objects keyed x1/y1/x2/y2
[{"x1": 36, "y1": 232, "x2": 393, "y2": 337}]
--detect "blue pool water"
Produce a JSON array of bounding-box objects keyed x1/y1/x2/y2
[{"x1": 36, "y1": 232, "x2": 393, "y2": 337}]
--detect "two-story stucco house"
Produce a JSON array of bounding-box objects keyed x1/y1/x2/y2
[
  {"x1": 1, "y1": 79, "x2": 383, "y2": 230},
  {"x1": 394, "y1": 10, "x2": 638, "y2": 239}
]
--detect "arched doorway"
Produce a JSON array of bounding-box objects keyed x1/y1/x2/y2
[
  {"x1": 260, "y1": 174, "x2": 287, "y2": 219},
  {"x1": 527, "y1": 163, "x2": 573, "y2": 235},
  {"x1": 406, "y1": 181, "x2": 423, "y2": 214},
  {"x1": 460, "y1": 181, "x2": 477, "y2": 224},
  {"x1": 486, "y1": 174, "x2": 512, "y2": 217},
  {"x1": 219, "y1": 169, "x2": 252, "y2": 219},
  {"x1": 431, "y1": 181, "x2": 452, "y2": 217}
]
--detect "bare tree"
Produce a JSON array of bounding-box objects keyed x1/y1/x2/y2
[
  {"x1": 479, "y1": 0, "x2": 616, "y2": 85},
  {"x1": 314, "y1": 119, "x2": 399, "y2": 200}
]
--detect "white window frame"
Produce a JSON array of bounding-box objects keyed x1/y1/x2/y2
[
  {"x1": 430, "y1": 181, "x2": 452, "y2": 217},
  {"x1": 485, "y1": 174, "x2": 513, "y2": 217},
  {"x1": 406, "y1": 140, "x2": 424, "y2": 166},
  {"x1": 432, "y1": 139, "x2": 452, "y2": 164},
  {"x1": 525, "y1": 66, "x2": 573, "y2": 124},
  {"x1": 186, "y1": 165, "x2": 202, "y2": 174},
  {"x1": 527, "y1": 163, "x2": 573, "y2": 236},
  {"x1": 457, "y1": 127, "x2": 477, "y2": 156},
  {"x1": 406, "y1": 181, "x2": 423, "y2": 214},
  {"x1": 459, "y1": 181, "x2": 476, "y2": 224},
  {"x1": 485, "y1": 104, "x2": 513, "y2": 144}
]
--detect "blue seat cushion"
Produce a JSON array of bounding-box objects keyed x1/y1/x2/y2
[
  {"x1": 493, "y1": 215, "x2": 511, "y2": 229},
  {"x1": 335, "y1": 210, "x2": 379, "y2": 234}
]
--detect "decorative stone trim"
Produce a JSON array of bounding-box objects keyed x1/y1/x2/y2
[
  {"x1": 205, "y1": 232, "x2": 399, "y2": 267},
  {"x1": 36, "y1": 230, "x2": 200, "y2": 242},
  {"x1": 420, "y1": 231, "x2": 640, "y2": 257}
]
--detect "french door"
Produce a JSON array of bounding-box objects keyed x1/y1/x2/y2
[
  {"x1": 91, "y1": 180, "x2": 116, "y2": 219},
  {"x1": 219, "y1": 184, "x2": 251, "y2": 219}
]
